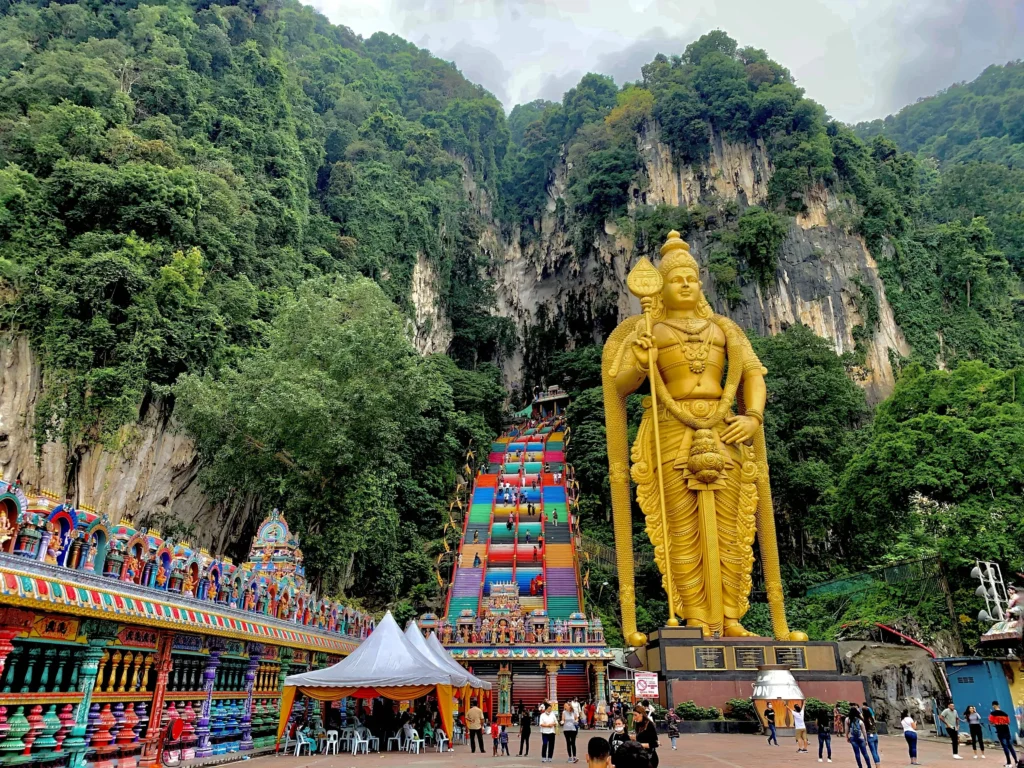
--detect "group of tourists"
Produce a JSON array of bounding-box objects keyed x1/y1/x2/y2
[
  {"x1": 937, "y1": 700, "x2": 1018, "y2": 765},
  {"x1": 763, "y1": 701, "x2": 882, "y2": 767},
  {"x1": 461, "y1": 698, "x2": 660, "y2": 767}
]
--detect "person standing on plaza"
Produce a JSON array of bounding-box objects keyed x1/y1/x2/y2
[
  {"x1": 861, "y1": 702, "x2": 881, "y2": 765},
  {"x1": 764, "y1": 702, "x2": 778, "y2": 746},
  {"x1": 563, "y1": 701, "x2": 580, "y2": 763},
  {"x1": 633, "y1": 705, "x2": 660, "y2": 768},
  {"x1": 833, "y1": 704, "x2": 845, "y2": 737},
  {"x1": 940, "y1": 702, "x2": 963, "y2": 759},
  {"x1": 609, "y1": 716, "x2": 630, "y2": 754},
  {"x1": 519, "y1": 706, "x2": 533, "y2": 756},
  {"x1": 789, "y1": 703, "x2": 808, "y2": 753},
  {"x1": 964, "y1": 705, "x2": 984, "y2": 759},
  {"x1": 989, "y1": 700, "x2": 1017, "y2": 766},
  {"x1": 815, "y1": 707, "x2": 833, "y2": 763},
  {"x1": 665, "y1": 710, "x2": 680, "y2": 750},
  {"x1": 540, "y1": 703, "x2": 558, "y2": 763},
  {"x1": 845, "y1": 706, "x2": 872, "y2": 768},
  {"x1": 466, "y1": 699, "x2": 485, "y2": 754},
  {"x1": 491, "y1": 719, "x2": 501, "y2": 756},
  {"x1": 900, "y1": 710, "x2": 919, "y2": 766}
]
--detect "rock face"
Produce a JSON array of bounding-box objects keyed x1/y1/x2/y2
[
  {"x1": 410, "y1": 251, "x2": 454, "y2": 355},
  {"x1": 489, "y1": 123, "x2": 910, "y2": 403},
  {"x1": 838, "y1": 641, "x2": 946, "y2": 725},
  {"x1": 0, "y1": 335, "x2": 249, "y2": 555}
]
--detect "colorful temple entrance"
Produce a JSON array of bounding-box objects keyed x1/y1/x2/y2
[
  {"x1": 431, "y1": 411, "x2": 613, "y2": 725},
  {"x1": 0, "y1": 482, "x2": 369, "y2": 768}
]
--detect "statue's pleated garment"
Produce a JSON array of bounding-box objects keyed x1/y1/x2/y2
[{"x1": 632, "y1": 405, "x2": 758, "y2": 635}]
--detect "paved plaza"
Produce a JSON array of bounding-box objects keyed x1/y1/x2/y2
[{"x1": 248, "y1": 733, "x2": 993, "y2": 768}]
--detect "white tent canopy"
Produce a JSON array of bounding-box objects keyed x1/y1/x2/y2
[
  {"x1": 426, "y1": 631, "x2": 490, "y2": 690},
  {"x1": 403, "y1": 623, "x2": 472, "y2": 687},
  {"x1": 284, "y1": 611, "x2": 454, "y2": 688}
]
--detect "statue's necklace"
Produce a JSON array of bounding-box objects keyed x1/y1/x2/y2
[{"x1": 682, "y1": 326, "x2": 713, "y2": 374}]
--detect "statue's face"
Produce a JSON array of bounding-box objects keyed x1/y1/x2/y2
[{"x1": 662, "y1": 267, "x2": 702, "y2": 310}]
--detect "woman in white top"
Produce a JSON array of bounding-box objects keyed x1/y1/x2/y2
[
  {"x1": 900, "y1": 710, "x2": 919, "y2": 765},
  {"x1": 561, "y1": 702, "x2": 579, "y2": 763},
  {"x1": 539, "y1": 704, "x2": 558, "y2": 764}
]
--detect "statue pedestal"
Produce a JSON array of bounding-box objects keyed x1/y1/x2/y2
[{"x1": 630, "y1": 627, "x2": 869, "y2": 714}]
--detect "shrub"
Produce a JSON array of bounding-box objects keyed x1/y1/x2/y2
[
  {"x1": 803, "y1": 697, "x2": 836, "y2": 723},
  {"x1": 724, "y1": 698, "x2": 758, "y2": 721},
  {"x1": 674, "y1": 700, "x2": 721, "y2": 720}
]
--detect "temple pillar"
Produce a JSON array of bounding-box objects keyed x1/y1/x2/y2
[
  {"x1": 66, "y1": 619, "x2": 119, "y2": 768},
  {"x1": 496, "y1": 664, "x2": 512, "y2": 726},
  {"x1": 138, "y1": 632, "x2": 174, "y2": 768},
  {"x1": 194, "y1": 642, "x2": 223, "y2": 758},
  {"x1": 591, "y1": 662, "x2": 607, "y2": 705},
  {"x1": 543, "y1": 662, "x2": 561, "y2": 704},
  {"x1": 239, "y1": 644, "x2": 262, "y2": 751}
]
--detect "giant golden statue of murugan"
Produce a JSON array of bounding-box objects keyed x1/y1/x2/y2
[{"x1": 602, "y1": 231, "x2": 806, "y2": 646}]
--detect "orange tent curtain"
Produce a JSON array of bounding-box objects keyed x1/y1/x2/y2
[{"x1": 277, "y1": 684, "x2": 454, "y2": 747}]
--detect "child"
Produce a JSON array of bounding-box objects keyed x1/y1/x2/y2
[
  {"x1": 500, "y1": 725, "x2": 510, "y2": 755},
  {"x1": 491, "y1": 720, "x2": 501, "y2": 756}
]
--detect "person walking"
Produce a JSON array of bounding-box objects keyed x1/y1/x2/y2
[
  {"x1": 833, "y1": 704, "x2": 845, "y2": 737},
  {"x1": 964, "y1": 705, "x2": 984, "y2": 759},
  {"x1": 764, "y1": 702, "x2": 778, "y2": 746},
  {"x1": 900, "y1": 710, "x2": 919, "y2": 766},
  {"x1": 989, "y1": 700, "x2": 1017, "y2": 766},
  {"x1": 500, "y1": 725, "x2": 510, "y2": 756},
  {"x1": 815, "y1": 708, "x2": 833, "y2": 763},
  {"x1": 519, "y1": 707, "x2": 532, "y2": 756},
  {"x1": 665, "y1": 710, "x2": 680, "y2": 750},
  {"x1": 491, "y1": 720, "x2": 501, "y2": 756},
  {"x1": 562, "y1": 701, "x2": 579, "y2": 763},
  {"x1": 540, "y1": 703, "x2": 558, "y2": 763},
  {"x1": 466, "y1": 699, "x2": 485, "y2": 754},
  {"x1": 553, "y1": 509, "x2": 559, "y2": 527},
  {"x1": 790, "y1": 703, "x2": 808, "y2": 753},
  {"x1": 861, "y1": 703, "x2": 881, "y2": 764},
  {"x1": 845, "y1": 706, "x2": 872, "y2": 768},
  {"x1": 940, "y1": 702, "x2": 963, "y2": 759},
  {"x1": 633, "y1": 705, "x2": 660, "y2": 768}
]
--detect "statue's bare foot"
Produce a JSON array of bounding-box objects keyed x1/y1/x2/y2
[
  {"x1": 723, "y1": 623, "x2": 757, "y2": 637},
  {"x1": 785, "y1": 630, "x2": 809, "y2": 641}
]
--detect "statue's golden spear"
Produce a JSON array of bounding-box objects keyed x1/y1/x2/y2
[{"x1": 627, "y1": 258, "x2": 679, "y2": 627}]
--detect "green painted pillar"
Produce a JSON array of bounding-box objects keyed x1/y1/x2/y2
[{"x1": 66, "y1": 620, "x2": 119, "y2": 768}]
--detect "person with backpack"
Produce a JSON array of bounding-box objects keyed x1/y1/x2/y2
[
  {"x1": 845, "y1": 705, "x2": 872, "y2": 768},
  {"x1": 861, "y1": 702, "x2": 881, "y2": 764},
  {"x1": 989, "y1": 700, "x2": 1017, "y2": 766},
  {"x1": 815, "y1": 708, "x2": 833, "y2": 763}
]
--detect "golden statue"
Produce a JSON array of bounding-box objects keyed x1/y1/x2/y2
[{"x1": 602, "y1": 231, "x2": 806, "y2": 645}]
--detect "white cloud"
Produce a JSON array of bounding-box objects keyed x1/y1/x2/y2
[{"x1": 309, "y1": 0, "x2": 1024, "y2": 123}]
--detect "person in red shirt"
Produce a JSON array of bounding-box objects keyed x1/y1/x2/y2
[
  {"x1": 989, "y1": 700, "x2": 1017, "y2": 765},
  {"x1": 491, "y1": 720, "x2": 501, "y2": 756}
]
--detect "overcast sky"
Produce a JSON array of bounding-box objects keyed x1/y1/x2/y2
[{"x1": 309, "y1": 0, "x2": 1024, "y2": 124}]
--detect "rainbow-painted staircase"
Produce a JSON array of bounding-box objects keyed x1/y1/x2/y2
[{"x1": 444, "y1": 422, "x2": 582, "y2": 623}]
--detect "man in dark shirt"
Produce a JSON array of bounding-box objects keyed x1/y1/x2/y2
[
  {"x1": 989, "y1": 700, "x2": 1017, "y2": 766},
  {"x1": 764, "y1": 703, "x2": 778, "y2": 746}
]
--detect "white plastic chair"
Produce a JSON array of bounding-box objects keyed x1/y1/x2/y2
[
  {"x1": 282, "y1": 732, "x2": 295, "y2": 754},
  {"x1": 434, "y1": 729, "x2": 450, "y2": 753},
  {"x1": 406, "y1": 729, "x2": 425, "y2": 754},
  {"x1": 360, "y1": 727, "x2": 379, "y2": 752},
  {"x1": 294, "y1": 733, "x2": 312, "y2": 756},
  {"x1": 386, "y1": 731, "x2": 405, "y2": 752},
  {"x1": 325, "y1": 730, "x2": 339, "y2": 755},
  {"x1": 351, "y1": 730, "x2": 369, "y2": 755}
]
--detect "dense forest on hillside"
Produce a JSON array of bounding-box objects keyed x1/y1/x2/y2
[{"x1": 0, "y1": 0, "x2": 1021, "y2": 635}]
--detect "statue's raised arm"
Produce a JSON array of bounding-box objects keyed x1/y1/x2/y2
[{"x1": 601, "y1": 231, "x2": 806, "y2": 645}]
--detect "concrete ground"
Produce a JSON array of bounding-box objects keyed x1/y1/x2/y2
[{"x1": 233, "y1": 733, "x2": 1011, "y2": 768}]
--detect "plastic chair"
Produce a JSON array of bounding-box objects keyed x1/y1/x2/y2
[
  {"x1": 360, "y1": 727, "x2": 379, "y2": 752},
  {"x1": 351, "y1": 730, "x2": 369, "y2": 755},
  {"x1": 386, "y1": 731, "x2": 405, "y2": 752},
  {"x1": 294, "y1": 734, "x2": 312, "y2": 756},
  {"x1": 406, "y1": 729, "x2": 425, "y2": 754},
  {"x1": 434, "y1": 729, "x2": 450, "y2": 753},
  {"x1": 325, "y1": 730, "x2": 339, "y2": 755}
]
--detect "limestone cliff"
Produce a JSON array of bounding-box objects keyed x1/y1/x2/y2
[
  {"x1": 488, "y1": 123, "x2": 910, "y2": 403},
  {"x1": 0, "y1": 336, "x2": 250, "y2": 554}
]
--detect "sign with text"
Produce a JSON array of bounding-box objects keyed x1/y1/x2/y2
[
  {"x1": 694, "y1": 646, "x2": 727, "y2": 670},
  {"x1": 734, "y1": 646, "x2": 766, "y2": 670},
  {"x1": 634, "y1": 671, "x2": 659, "y2": 700}
]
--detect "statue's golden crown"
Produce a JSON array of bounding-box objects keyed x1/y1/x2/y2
[{"x1": 658, "y1": 230, "x2": 699, "y2": 277}]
